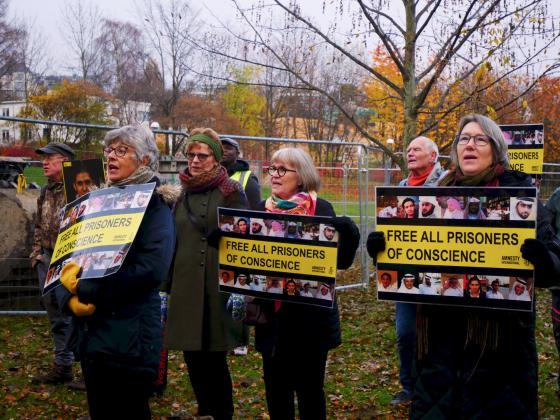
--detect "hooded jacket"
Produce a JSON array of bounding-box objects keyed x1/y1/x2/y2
[{"x1": 56, "y1": 179, "x2": 178, "y2": 381}]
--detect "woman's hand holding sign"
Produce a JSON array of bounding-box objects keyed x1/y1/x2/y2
[{"x1": 60, "y1": 261, "x2": 96, "y2": 316}]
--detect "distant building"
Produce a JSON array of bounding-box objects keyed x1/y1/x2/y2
[{"x1": 0, "y1": 97, "x2": 151, "y2": 145}]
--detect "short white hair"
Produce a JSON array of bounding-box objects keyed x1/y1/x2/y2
[{"x1": 409, "y1": 136, "x2": 439, "y2": 162}]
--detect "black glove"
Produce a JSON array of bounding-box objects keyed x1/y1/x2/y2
[
  {"x1": 366, "y1": 231, "x2": 386, "y2": 262},
  {"x1": 207, "y1": 228, "x2": 223, "y2": 249},
  {"x1": 331, "y1": 216, "x2": 360, "y2": 270},
  {"x1": 521, "y1": 238, "x2": 554, "y2": 271}
]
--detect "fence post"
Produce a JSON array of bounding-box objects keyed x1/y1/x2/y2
[{"x1": 342, "y1": 165, "x2": 348, "y2": 216}]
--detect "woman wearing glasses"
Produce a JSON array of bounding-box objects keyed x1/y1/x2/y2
[
  {"x1": 255, "y1": 147, "x2": 360, "y2": 419},
  {"x1": 56, "y1": 124, "x2": 177, "y2": 419},
  {"x1": 410, "y1": 114, "x2": 560, "y2": 418},
  {"x1": 164, "y1": 128, "x2": 247, "y2": 420}
]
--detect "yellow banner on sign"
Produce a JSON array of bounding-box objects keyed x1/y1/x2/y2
[
  {"x1": 218, "y1": 236, "x2": 337, "y2": 278},
  {"x1": 377, "y1": 224, "x2": 534, "y2": 270},
  {"x1": 52, "y1": 213, "x2": 145, "y2": 262},
  {"x1": 507, "y1": 148, "x2": 544, "y2": 174}
]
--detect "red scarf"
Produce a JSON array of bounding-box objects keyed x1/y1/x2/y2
[{"x1": 407, "y1": 165, "x2": 434, "y2": 186}]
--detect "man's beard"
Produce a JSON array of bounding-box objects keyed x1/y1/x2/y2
[{"x1": 422, "y1": 205, "x2": 434, "y2": 217}]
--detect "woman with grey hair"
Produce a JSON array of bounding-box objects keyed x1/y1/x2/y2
[
  {"x1": 56, "y1": 124, "x2": 179, "y2": 419},
  {"x1": 410, "y1": 114, "x2": 560, "y2": 418},
  {"x1": 254, "y1": 147, "x2": 360, "y2": 419}
]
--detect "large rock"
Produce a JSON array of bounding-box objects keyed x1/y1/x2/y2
[{"x1": 0, "y1": 189, "x2": 41, "y2": 311}]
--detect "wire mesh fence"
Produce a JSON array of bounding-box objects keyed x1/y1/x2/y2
[{"x1": 2, "y1": 116, "x2": 560, "y2": 313}]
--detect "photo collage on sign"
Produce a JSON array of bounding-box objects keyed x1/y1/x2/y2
[
  {"x1": 218, "y1": 214, "x2": 339, "y2": 243},
  {"x1": 219, "y1": 270, "x2": 334, "y2": 302},
  {"x1": 377, "y1": 271, "x2": 533, "y2": 302},
  {"x1": 376, "y1": 194, "x2": 536, "y2": 222}
]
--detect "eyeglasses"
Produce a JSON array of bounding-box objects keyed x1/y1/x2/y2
[
  {"x1": 457, "y1": 135, "x2": 491, "y2": 146},
  {"x1": 104, "y1": 145, "x2": 130, "y2": 158},
  {"x1": 40, "y1": 154, "x2": 64, "y2": 162},
  {"x1": 268, "y1": 165, "x2": 297, "y2": 177},
  {"x1": 186, "y1": 152, "x2": 212, "y2": 162}
]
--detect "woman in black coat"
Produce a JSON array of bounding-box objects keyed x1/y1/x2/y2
[
  {"x1": 56, "y1": 125, "x2": 177, "y2": 419},
  {"x1": 412, "y1": 114, "x2": 560, "y2": 419},
  {"x1": 255, "y1": 147, "x2": 360, "y2": 420}
]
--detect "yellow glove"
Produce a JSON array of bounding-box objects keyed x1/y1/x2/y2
[
  {"x1": 68, "y1": 296, "x2": 96, "y2": 317},
  {"x1": 61, "y1": 262, "x2": 82, "y2": 294}
]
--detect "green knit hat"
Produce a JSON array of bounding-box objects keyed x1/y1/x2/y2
[{"x1": 188, "y1": 133, "x2": 223, "y2": 161}]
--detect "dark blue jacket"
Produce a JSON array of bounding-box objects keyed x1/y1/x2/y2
[{"x1": 57, "y1": 180, "x2": 176, "y2": 381}]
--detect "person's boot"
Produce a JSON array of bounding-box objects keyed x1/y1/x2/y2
[
  {"x1": 67, "y1": 372, "x2": 86, "y2": 391},
  {"x1": 32, "y1": 364, "x2": 73, "y2": 384}
]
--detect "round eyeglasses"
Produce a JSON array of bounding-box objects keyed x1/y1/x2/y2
[
  {"x1": 268, "y1": 165, "x2": 297, "y2": 177},
  {"x1": 103, "y1": 145, "x2": 130, "y2": 158}
]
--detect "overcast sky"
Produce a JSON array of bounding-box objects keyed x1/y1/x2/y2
[{"x1": 8, "y1": 0, "x2": 560, "y2": 76}]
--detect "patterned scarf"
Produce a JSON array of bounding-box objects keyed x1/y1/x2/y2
[
  {"x1": 439, "y1": 163, "x2": 505, "y2": 187},
  {"x1": 264, "y1": 191, "x2": 317, "y2": 215},
  {"x1": 179, "y1": 164, "x2": 240, "y2": 197},
  {"x1": 107, "y1": 166, "x2": 155, "y2": 187}
]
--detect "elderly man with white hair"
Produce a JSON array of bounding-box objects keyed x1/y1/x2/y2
[{"x1": 368, "y1": 135, "x2": 444, "y2": 405}]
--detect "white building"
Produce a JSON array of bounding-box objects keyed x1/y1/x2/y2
[{"x1": 0, "y1": 98, "x2": 151, "y2": 145}]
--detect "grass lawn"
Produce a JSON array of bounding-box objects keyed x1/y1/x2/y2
[
  {"x1": 22, "y1": 165, "x2": 47, "y2": 186},
  {"x1": 1, "y1": 277, "x2": 558, "y2": 419}
]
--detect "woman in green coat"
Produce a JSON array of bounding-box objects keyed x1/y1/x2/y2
[{"x1": 165, "y1": 128, "x2": 247, "y2": 420}]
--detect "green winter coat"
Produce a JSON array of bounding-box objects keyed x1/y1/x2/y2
[{"x1": 165, "y1": 187, "x2": 247, "y2": 351}]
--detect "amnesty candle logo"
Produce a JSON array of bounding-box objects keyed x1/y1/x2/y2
[{"x1": 43, "y1": 183, "x2": 155, "y2": 296}]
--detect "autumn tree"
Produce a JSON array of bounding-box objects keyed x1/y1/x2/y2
[
  {"x1": 201, "y1": 0, "x2": 559, "y2": 170},
  {"x1": 19, "y1": 80, "x2": 111, "y2": 149}
]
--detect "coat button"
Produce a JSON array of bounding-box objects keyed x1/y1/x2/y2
[
  {"x1": 200, "y1": 250, "x2": 205, "y2": 254},
  {"x1": 200, "y1": 262, "x2": 204, "y2": 267},
  {"x1": 201, "y1": 202, "x2": 207, "y2": 207},
  {"x1": 200, "y1": 214, "x2": 205, "y2": 218},
  {"x1": 201, "y1": 237, "x2": 206, "y2": 242}
]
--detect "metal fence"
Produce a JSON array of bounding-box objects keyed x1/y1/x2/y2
[
  {"x1": 0, "y1": 116, "x2": 373, "y2": 313},
  {"x1": 3, "y1": 116, "x2": 560, "y2": 313}
]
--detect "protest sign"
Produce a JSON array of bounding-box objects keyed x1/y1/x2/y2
[
  {"x1": 217, "y1": 208, "x2": 339, "y2": 308},
  {"x1": 43, "y1": 183, "x2": 155, "y2": 295},
  {"x1": 375, "y1": 186, "x2": 537, "y2": 311},
  {"x1": 62, "y1": 159, "x2": 105, "y2": 203},
  {"x1": 500, "y1": 123, "x2": 544, "y2": 175}
]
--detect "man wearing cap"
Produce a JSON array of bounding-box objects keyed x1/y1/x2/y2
[
  {"x1": 375, "y1": 136, "x2": 444, "y2": 404},
  {"x1": 465, "y1": 197, "x2": 487, "y2": 220},
  {"x1": 442, "y1": 277, "x2": 464, "y2": 297},
  {"x1": 419, "y1": 196, "x2": 439, "y2": 219},
  {"x1": 511, "y1": 197, "x2": 535, "y2": 220},
  {"x1": 397, "y1": 274, "x2": 420, "y2": 294},
  {"x1": 419, "y1": 273, "x2": 438, "y2": 295},
  {"x1": 221, "y1": 137, "x2": 261, "y2": 210},
  {"x1": 30, "y1": 143, "x2": 80, "y2": 386},
  {"x1": 321, "y1": 225, "x2": 336, "y2": 241}
]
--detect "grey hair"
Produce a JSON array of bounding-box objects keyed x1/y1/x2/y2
[
  {"x1": 410, "y1": 136, "x2": 439, "y2": 162},
  {"x1": 270, "y1": 147, "x2": 321, "y2": 193},
  {"x1": 450, "y1": 114, "x2": 510, "y2": 170},
  {"x1": 104, "y1": 124, "x2": 159, "y2": 170}
]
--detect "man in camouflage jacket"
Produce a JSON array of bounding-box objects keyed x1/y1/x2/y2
[{"x1": 30, "y1": 143, "x2": 77, "y2": 385}]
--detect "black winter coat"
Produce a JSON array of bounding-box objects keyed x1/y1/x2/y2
[
  {"x1": 57, "y1": 179, "x2": 176, "y2": 383},
  {"x1": 412, "y1": 171, "x2": 556, "y2": 419},
  {"x1": 254, "y1": 198, "x2": 359, "y2": 356}
]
